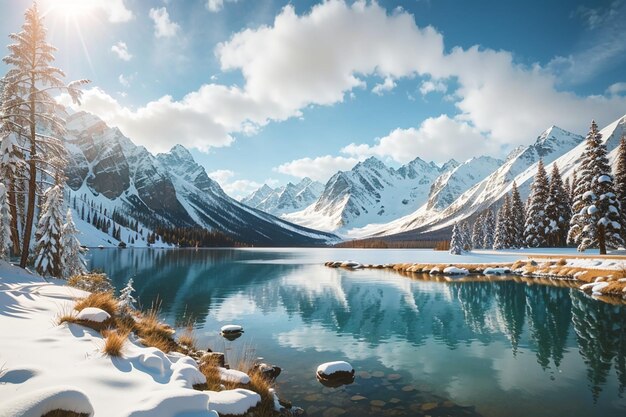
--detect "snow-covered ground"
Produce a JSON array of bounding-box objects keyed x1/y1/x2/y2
[{"x1": 0, "y1": 261, "x2": 255, "y2": 416}]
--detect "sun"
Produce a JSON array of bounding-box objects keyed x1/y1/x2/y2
[{"x1": 45, "y1": 0, "x2": 101, "y2": 19}]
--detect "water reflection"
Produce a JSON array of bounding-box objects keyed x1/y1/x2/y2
[{"x1": 89, "y1": 249, "x2": 626, "y2": 416}]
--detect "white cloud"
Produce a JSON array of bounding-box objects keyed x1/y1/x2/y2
[
  {"x1": 274, "y1": 155, "x2": 362, "y2": 182},
  {"x1": 149, "y1": 7, "x2": 180, "y2": 38},
  {"x1": 57, "y1": 87, "x2": 238, "y2": 153},
  {"x1": 419, "y1": 79, "x2": 447, "y2": 95},
  {"x1": 208, "y1": 169, "x2": 235, "y2": 184},
  {"x1": 372, "y1": 77, "x2": 397, "y2": 95},
  {"x1": 111, "y1": 41, "x2": 132, "y2": 61},
  {"x1": 207, "y1": 0, "x2": 239, "y2": 12},
  {"x1": 118, "y1": 74, "x2": 130, "y2": 87},
  {"x1": 208, "y1": 169, "x2": 268, "y2": 199},
  {"x1": 607, "y1": 82, "x2": 626, "y2": 96},
  {"x1": 105, "y1": 0, "x2": 134, "y2": 23},
  {"x1": 62, "y1": 1, "x2": 626, "y2": 162},
  {"x1": 342, "y1": 115, "x2": 497, "y2": 164}
]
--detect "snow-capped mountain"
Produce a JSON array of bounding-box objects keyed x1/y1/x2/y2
[
  {"x1": 241, "y1": 177, "x2": 324, "y2": 216},
  {"x1": 63, "y1": 111, "x2": 338, "y2": 246},
  {"x1": 282, "y1": 156, "x2": 459, "y2": 233},
  {"x1": 359, "y1": 122, "x2": 613, "y2": 239}
]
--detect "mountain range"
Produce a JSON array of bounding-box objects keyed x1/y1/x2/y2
[
  {"x1": 63, "y1": 111, "x2": 338, "y2": 247},
  {"x1": 61, "y1": 109, "x2": 626, "y2": 246}
]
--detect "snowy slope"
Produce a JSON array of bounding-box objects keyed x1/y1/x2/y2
[
  {"x1": 241, "y1": 177, "x2": 324, "y2": 216},
  {"x1": 64, "y1": 111, "x2": 338, "y2": 246},
  {"x1": 364, "y1": 120, "x2": 626, "y2": 239},
  {"x1": 283, "y1": 156, "x2": 458, "y2": 233}
]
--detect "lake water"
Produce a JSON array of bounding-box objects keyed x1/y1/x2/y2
[{"x1": 87, "y1": 248, "x2": 626, "y2": 417}]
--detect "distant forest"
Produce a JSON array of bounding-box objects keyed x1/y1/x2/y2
[{"x1": 335, "y1": 239, "x2": 450, "y2": 250}]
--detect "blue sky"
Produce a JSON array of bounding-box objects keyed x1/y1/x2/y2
[{"x1": 2, "y1": 0, "x2": 626, "y2": 198}]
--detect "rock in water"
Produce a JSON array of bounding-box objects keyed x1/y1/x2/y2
[{"x1": 316, "y1": 361, "x2": 355, "y2": 388}]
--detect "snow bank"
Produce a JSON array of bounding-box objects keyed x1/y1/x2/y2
[
  {"x1": 75, "y1": 307, "x2": 110, "y2": 323},
  {"x1": 121, "y1": 389, "x2": 215, "y2": 417},
  {"x1": 0, "y1": 386, "x2": 94, "y2": 417},
  {"x1": 316, "y1": 361, "x2": 354, "y2": 377},
  {"x1": 0, "y1": 261, "x2": 259, "y2": 417},
  {"x1": 208, "y1": 389, "x2": 261, "y2": 415}
]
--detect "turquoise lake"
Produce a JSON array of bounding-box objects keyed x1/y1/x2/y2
[{"x1": 87, "y1": 248, "x2": 626, "y2": 417}]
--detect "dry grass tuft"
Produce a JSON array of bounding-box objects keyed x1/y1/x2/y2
[
  {"x1": 556, "y1": 258, "x2": 567, "y2": 266},
  {"x1": 67, "y1": 272, "x2": 113, "y2": 293},
  {"x1": 102, "y1": 330, "x2": 128, "y2": 357},
  {"x1": 176, "y1": 325, "x2": 197, "y2": 354},
  {"x1": 75, "y1": 292, "x2": 118, "y2": 317},
  {"x1": 134, "y1": 307, "x2": 177, "y2": 353}
]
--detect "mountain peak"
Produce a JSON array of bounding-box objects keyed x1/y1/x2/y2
[
  {"x1": 441, "y1": 158, "x2": 460, "y2": 172},
  {"x1": 168, "y1": 144, "x2": 195, "y2": 162},
  {"x1": 358, "y1": 156, "x2": 386, "y2": 170}
]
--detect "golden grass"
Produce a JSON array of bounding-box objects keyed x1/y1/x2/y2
[
  {"x1": 74, "y1": 292, "x2": 118, "y2": 317},
  {"x1": 67, "y1": 272, "x2": 113, "y2": 293},
  {"x1": 177, "y1": 325, "x2": 197, "y2": 352},
  {"x1": 102, "y1": 330, "x2": 128, "y2": 357}
]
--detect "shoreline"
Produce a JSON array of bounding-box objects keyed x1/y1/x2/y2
[{"x1": 325, "y1": 256, "x2": 626, "y2": 304}]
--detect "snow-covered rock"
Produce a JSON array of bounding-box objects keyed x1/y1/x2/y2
[
  {"x1": 316, "y1": 361, "x2": 354, "y2": 378},
  {"x1": 75, "y1": 307, "x2": 110, "y2": 323},
  {"x1": 220, "y1": 324, "x2": 244, "y2": 334},
  {"x1": 483, "y1": 267, "x2": 511, "y2": 276},
  {"x1": 218, "y1": 368, "x2": 251, "y2": 384},
  {"x1": 0, "y1": 386, "x2": 94, "y2": 417},
  {"x1": 443, "y1": 266, "x2": 469, "y2": 275}
]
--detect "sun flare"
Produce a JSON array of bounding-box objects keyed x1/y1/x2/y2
[{"x1": 46, "y1": 0, "x2": 100, "y2": 19}]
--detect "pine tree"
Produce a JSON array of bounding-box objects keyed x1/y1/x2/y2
[
  {"x1": 0, "y1": 182, "x2": 12, "y2": 260},
  {"x1": 449, "y1": 222, "x2": 463, "y2": 255},
  {"x1": 33, "y1": 184, "x2": 64, "y2": 277},
  {"x1": 461, "y1": 221, "x2": 473, "y2": 251},
  {"x1": 510, "y1": 182, "x2": 525, "y2": 248},
  {"x1": 614, "y1": 136, "x2": 626, "y2": 242},
  {"x1": 545, "y1": 164, "x2": 571, "y2": 247},
  {"x1": 60, "y1": 209, "x2": 85, "y2": 279},
  {"x1": 493, "y1": 195, "x2": 511, "y2": 249},
  {"x1": 570, "y1": 170, "x2": 578, "y2": 203},
  {"x1": 524, "y1": 160, "x2": 550, "y2": 247},
  {"x1": 119, "y1": 278, "x2": 137, "y2": 312},
  {"x1": 0, "y1": 132, "x2": 23, "y2": 255},
  {"x1": 569, "y1": 121, "x2": 624, "y2": 254},
  {"x1": 482, "y1": 208, "x2": 496, "y2": 249},
  {"x1": 1, "y1": 4, "x2": 88, "y2": 268},
  {"x1": 472, "y1": 213, "x2": 484, "y2": 249}
]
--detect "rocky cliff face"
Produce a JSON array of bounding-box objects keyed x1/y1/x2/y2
[{"x1": 63, "y1": 111, "x2": 337, "y2": 246}]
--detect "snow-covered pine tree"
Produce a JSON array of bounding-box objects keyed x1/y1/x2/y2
[
  {"x1": 471, "y1": 213, "x2": 484, "y2": 249},
  {"x1": 0, "y1": 182, "x2": 11, "y2": 260},
  {"x1": 570, "y1": 170, "x2": 578, "y2": 203},
  {"x1": 510, "y1": 182, "x2": 525, "y2": 248},
  {"x1": 33, "y1": 184, "x2": 64, "y2": 277},
  {"x1": 614, "y1": 136, "x2": 626, "y2": 241},
  {"x1": 1, "y1": 4, "x2": 88, "y2": 268},
  {"x1": 449, "y1": 222, "x2": 463, "y2": 255},
  {"x1": 563, "y1": 177, "x2": 572, "y2": 206},
  {"x1": 119, "y1": 278, "x2": 137, "y2": 313},
  {"x1": 524, "y1": 159, "x2": 549, "y2": 247},
  {"x1": 545, "y1": 164, "x2": 571, "y2": 247},
  {"x1": 482, "y1": 208, "x2": 496, "y2": 249},
  {"x1": 461, "y1": 221, "x2": 473, "y2": 251},
  {"x1": 568, "y1": 121, "x2": 624, "y2": 254},
  {"x1": 60, "y1": 209, "x2": 85, "y2": 279},
  {"x1": 493, "y1": 195, "x2": 511, "y2": 249}
]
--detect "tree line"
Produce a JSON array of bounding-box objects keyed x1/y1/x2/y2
[{"x1": 451, "y1": 121, "x2": 626, "y2": 255}]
